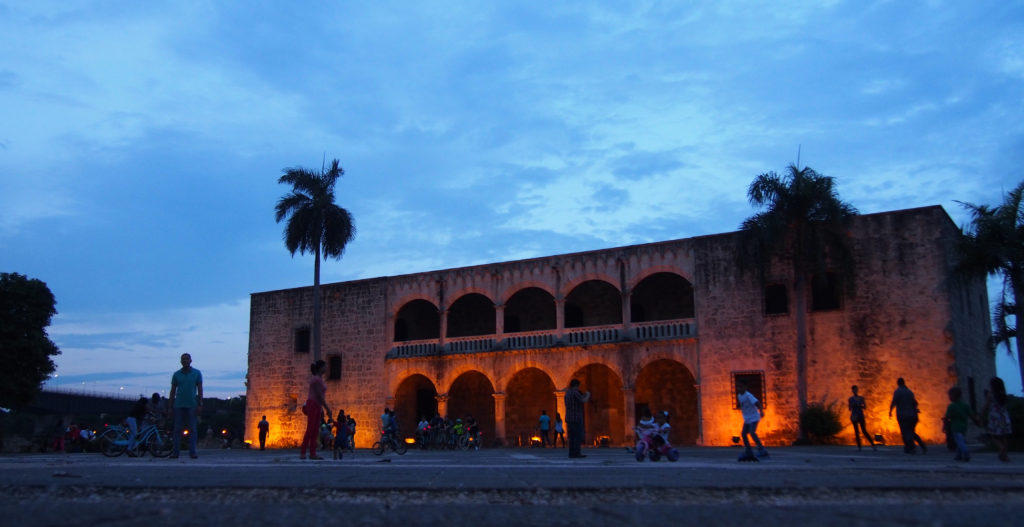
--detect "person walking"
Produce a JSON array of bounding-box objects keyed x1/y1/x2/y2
[
  {"x1": 564, "y1": 379, "x2": 590, "y2": 459},
  {"x1": 849, "y1": 385, "x2": 877, "y2": 451},
  {"x1": 300, "y1": 360, "x2": 332, "y2": 460},
  {"x1": 889, "y1": 377, "x2": 926, "y2": 454},
  {"x1": 553, "y1": 412, "x2": 565, "y2": 448},
  {"x1": 538, "y1": 410, "x2": 551, "y2": 448},
  {"x1": 736, "y1": 382, "x2": 768, "y2": 460},
  {"x1": 945, "y1": 386, "x2": 973, "y2": 461},
  {"x1": 257, "y1": 415, "x2": 270, "y2": 451},
  {"x1": 169, "y1": 353, "x2": 203, "y2": 459}
]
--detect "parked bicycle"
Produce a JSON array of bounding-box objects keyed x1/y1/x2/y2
[
  {"x1": 97, "y1": 423, "x2": 173, "y2": 458},
  {"x1": 372, "y1": 429, "x2": 407, "y2": 455}
]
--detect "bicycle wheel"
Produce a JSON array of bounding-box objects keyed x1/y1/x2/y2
[
  {"x1": 99, "y1": 428, "x2": 129, "y2": 457},
  {"x1": 458, "y1": 434, "x2": 469, "y2": 451},
  {"x1": 146, "y1": 429, "x2": 173, "y2": 458},
  {"x1": 372, "y1": 441, "x2": 384, "y2": 456},
  {"x1": 394, "y1": 438, "x2": 407, "y2": 455}
]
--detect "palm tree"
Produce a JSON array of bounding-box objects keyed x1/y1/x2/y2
[
  {"x1": 275, "y1": 158, "x2": 356, "y2": 361},
  {"x1": 957, "y1": 181, "x2": 1024, "y2": 389},
  {"x1": 739, "y1": 164, "x2": 858, "y2": 436}
]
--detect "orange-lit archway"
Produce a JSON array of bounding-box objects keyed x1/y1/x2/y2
[
  {"x1": 634, "y1": 359, "x2": 699, "y2": 445},
  {"x1": 447, "y1": 370, "x2": 496, "y2": 445},
  {"x1": 393, "y1": 374, "x2": 438, "y2": 439},
  {"x1": 505, "y1": 368, "x2": 558, "y2": 447},
  {"x1": 572, "y1": 363, "x2": 625, "y2": 445}
]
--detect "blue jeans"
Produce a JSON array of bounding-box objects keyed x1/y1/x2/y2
[
  {"x1": 126, "y1": 417, "x2": 139, "y2": 449},
  {"x1": 741, "y1": 420, "x2": 764, "y2": 451},
  {"x1": 953, "y1": 431, "x2": 969, "y2": 459},
  {"x1": 172, "y1": 406, "x2": 198, "y2": 457}
]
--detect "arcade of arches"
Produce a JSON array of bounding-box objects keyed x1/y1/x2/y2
[{"x1": 390, "y1": 359, "x2": 699, "y2": 447}]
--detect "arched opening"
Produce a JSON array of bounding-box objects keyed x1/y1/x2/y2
[
  {"x1": 393, "y1": 374, "x2": 438, "y2": 441},
  {"x1": 505, "y1": 368, "x2": 557, "y2": 447},
  {"x1": 634, "y1": 359, "x2": 699, "y2": 445},
  {"x1": 504, "y1": 287, "x2": 556, "y2": 333},
  {"x1": 394, "y1": 299, "x2": 440, "y2": 341},
  {"x1": 447, "y1": 371, "x2": 496, "y2": 445},
  {"x1": 565, "y1": 280, "x2": 621, "y2": 328},
  {"x1": 630, "y1": 272, "x2": 695, "y2": 322},
  {"x1": 446, "y1": 293, "x2": 496, "y2": 337},
  {"x1": 570, "y1": 364, "x2": 625, "y2": 446}
]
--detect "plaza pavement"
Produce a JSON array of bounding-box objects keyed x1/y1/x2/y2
[{"x1": 2, "y1": 444, "x2": 1023, "y2": 526}]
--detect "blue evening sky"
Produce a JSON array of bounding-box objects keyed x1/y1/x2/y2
[{"x1": 2, "y1": 1, "x2": 1022, "y2": 399}]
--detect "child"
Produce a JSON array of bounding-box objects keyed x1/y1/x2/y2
[
  {"x1": 737, "y1": 382, "x2": 768, "y2": 460},
  {"x1": 333, "y1": 410, "x2": 349, "y2": 460},
  {"x1": 635, "y1": 407, "x2": 659, "y2": 443},
  {"x1": 944, "y1": 387, "x2": 972, "y2": 462},
  {"x1": 654, "y1": 410, "x2": 672, "y2": 447}
]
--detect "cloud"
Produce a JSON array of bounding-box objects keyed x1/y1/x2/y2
[{"x1": 47, "y1": 299, "x2": 250, "y2": 398}]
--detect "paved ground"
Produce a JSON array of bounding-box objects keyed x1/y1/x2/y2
[{"x1": 2, "y1": 445, "x2": 1023, "y2": 526}]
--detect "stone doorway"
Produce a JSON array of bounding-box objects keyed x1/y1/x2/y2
[
  {"x1": 634, "y1": 359, "x2": 699, "y2": 445},
  {"x1": 505, "y1": 367, "x2": 557, "y2": 447},
  {"x1": 393, "y1": 374, "x2": 437, "y2": 440},
  {"x1": 572, "y1": 363, "x2": 625, "y2": 446},
  {"x1": 447, "y1": 370, "x2": 496, "y2": 445}
]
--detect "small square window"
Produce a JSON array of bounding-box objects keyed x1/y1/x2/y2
[
  {"x1": 811, "y1": 272, "x2": 842, "y2": 311},
  {"x1": 765, "y1": 284, "x2": 788, "y2": 315},
  {"x1": 328, "y1": 356, "x2": 342, "y2": 380},
  {"x1": 732, "y1": 371, "x2": 767, "y2": 409},
  {"x1": 294, "y1": 327, "x2": 311, "y2": 354}
]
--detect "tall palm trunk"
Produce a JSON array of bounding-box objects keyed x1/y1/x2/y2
[
  {"x1": 312, "y1": 239, "x2": 322, "y2": 361},
  {"x1": 794, "y1": 271, "x2": 808, "y2": 436},
  {"x1": 1013, "y1": 268, "x2": 1024, "y2": 391}
]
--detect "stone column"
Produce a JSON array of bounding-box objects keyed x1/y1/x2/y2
[
  {"x1": 438, "y1": 307, "x2": 448, "y2": 350},
  {"x1": 436, "y1": 393, "x2": 449, "y2": 418},
  {"x1": 554, "y1": 390, "x2": 566, "y2": 423},
  {"x1": 492, "y1": 392, "x2": 507, "y2": 446},
  {"x1": 622, "y1": 387, "x2": 636, "y2": 443},
  {"x1": 495, "y1": 302, "x2": 505, "y2": 347},
  {"x1": 621, "y1": 291, "x2": 632, "y2": 338},
  {"x1": 555, "y1": 297, "x2": 565, "y2": 343}
]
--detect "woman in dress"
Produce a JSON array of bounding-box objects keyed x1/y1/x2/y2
[
  {"x1": 981, "y1": 377, "x2": 1012, "y2": 462},
  {"x1": 300, "y1": 360, "x2": 332, "y2": 460}
]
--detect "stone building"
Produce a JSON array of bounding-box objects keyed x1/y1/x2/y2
[{"x1": 245, "y1": 205, "x2": 993, "y2": 448}]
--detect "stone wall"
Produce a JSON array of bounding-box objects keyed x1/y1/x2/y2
[{"x1": 245, "y1": 205, "x2": 993, "y2": 448}]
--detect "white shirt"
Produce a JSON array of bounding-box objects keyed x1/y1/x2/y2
[{"x1": 738, "y1": 391, "x2": 761, "y2": 424}]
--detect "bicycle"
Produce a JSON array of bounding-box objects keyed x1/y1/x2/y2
[
  {"x1": 97, "y1": 423, "x2": 173, "y2": 458},
  {"x1": 372, "y1": 429, "x2": 407, "y2": 455}
]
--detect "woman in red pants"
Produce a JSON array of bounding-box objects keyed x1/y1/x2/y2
[{"x1": 300, "y1": 360, "x2": 332, "y2": 460}]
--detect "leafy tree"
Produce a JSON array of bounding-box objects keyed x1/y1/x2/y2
[
  {"x1": 739, "y1": 164, "x2": 858, "y2": 436},
  {"x1": 0, "y1": 272, "x2": 60, "y2": 407},
  {"x1": 275, "y1": 159, "x2": 356, "y2": 361},
  {"x1": 957, "y1": 181, "x2": 1024, "y2": 389}
]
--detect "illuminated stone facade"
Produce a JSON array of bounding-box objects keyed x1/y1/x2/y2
[{"x1": 245, "y1": 206, "x2": 993, "y2": 448}]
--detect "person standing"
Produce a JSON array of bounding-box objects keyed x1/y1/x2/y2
[
  {"x1": 126, "y1": 396, "x2": 149, "y2": 454},
  {"x1": 538, "y1": 410, "x2": 551, "y2": 448},
  {"x1": 889, "y1": 377, "x2": 926, "y2": 454},
  {"x1": 553, "y1": 412, "x2": 565, "y2": 448},
  {"x1": 736, "y1": 382, "x2": 768, "y2": 460},
  {"x1": 564, "y1": 379, "x2": 590, "y2": 459},
  {"x1": 257, "y1": 415, "x2": 270, "y2": 451},
  {"x1": 980, "y1": 377, "x2": 1012, "y2": 462},
  {"x1": 169, "y1": 353, "x2": 203, "y2": 459},
  {"x1": 300, "y1": 360, "x2": 331, "y2": 460},
  {"x1": 848, "y1": 385, "x2": 877, "y2": 451}
]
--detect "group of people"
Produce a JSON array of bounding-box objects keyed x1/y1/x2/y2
[
  {"x1": 416, "y1": 413, "x2": 481, "y2": 449},
  {"x1": 535, "y1": 410, "x2": 565, "y2": 447},
  {"x1": 850, "y1": 376, "x2": 1013, "y2": 462},
  {"x1": 282, "y1": 360, "x2": 1018, "y2": 462}
]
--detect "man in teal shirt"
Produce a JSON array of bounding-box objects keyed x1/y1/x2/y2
[{"x1": 169, "y1": 353, "x2": 203, "y2": 459}]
